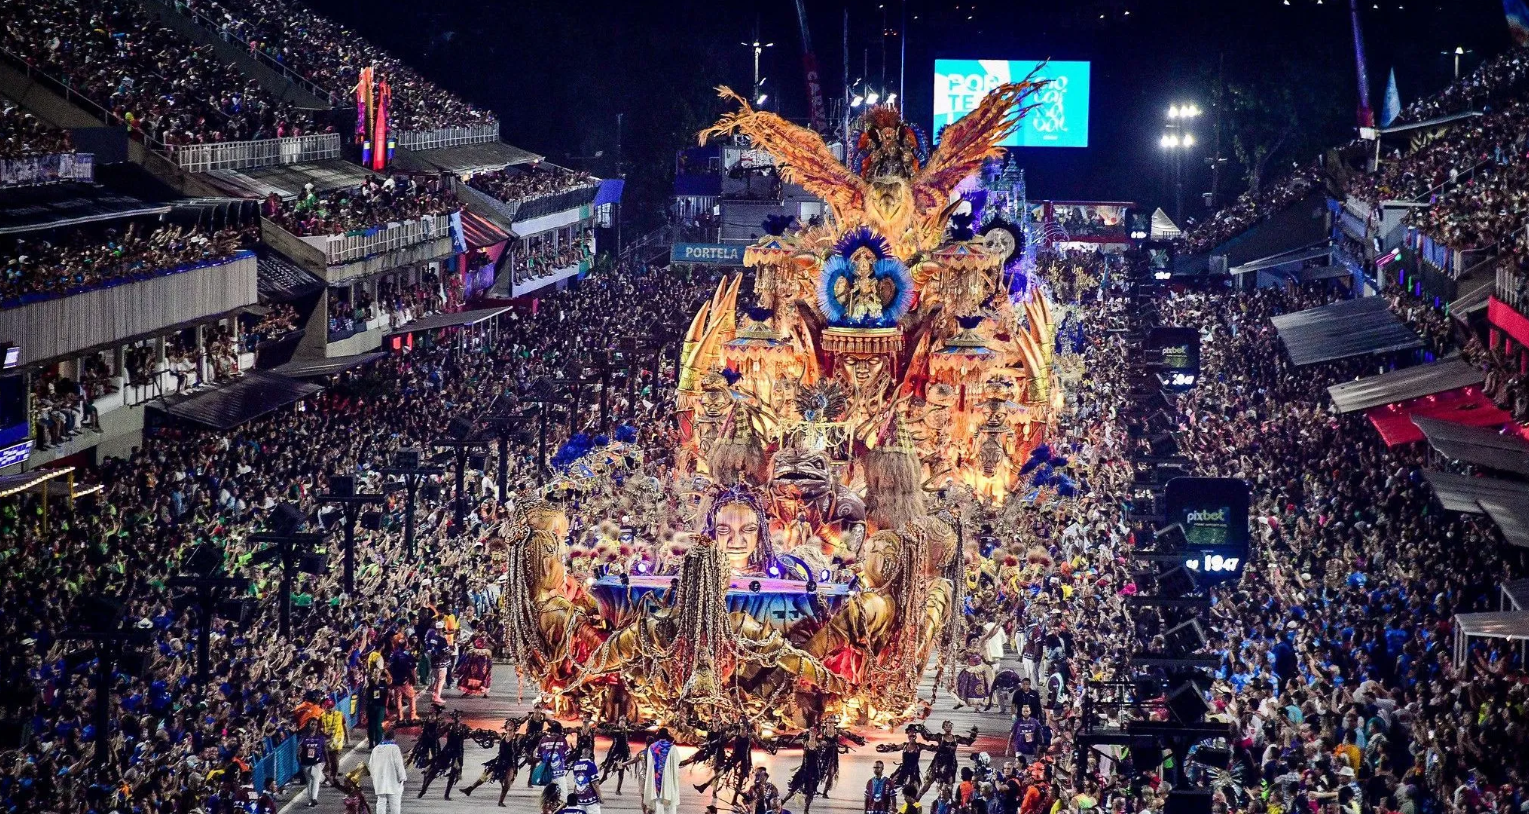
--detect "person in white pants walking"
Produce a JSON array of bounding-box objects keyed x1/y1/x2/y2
[{"x1": 370, "y1": 728, "x2": 409, "y2": 814}]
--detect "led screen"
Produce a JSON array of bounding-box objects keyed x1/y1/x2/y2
[{"x1": 933, "y1": 59, "x2": 1091, "y2": 148}]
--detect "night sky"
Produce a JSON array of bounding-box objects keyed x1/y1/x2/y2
[{"x1": 306, "y1": 0, "x2": 1515, "y2": 228}]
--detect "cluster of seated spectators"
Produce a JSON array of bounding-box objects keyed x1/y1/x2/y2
[
  {"x1": 241, "y1": 303, "x2": 301, "y2": 351},
  {"x1": 465, "y1": 165, "x2": 596, "y2": 205},
  {"x1": 181, "y1": 0, "x2": 494, "y2": 131},
  {"x1": 327, "y1": 288, "x2": 375, "y2": 339},
  {"x1": 1, "y1": 0, "x2": 317, "y2": 146},
  {"x1": 0, "y1": 221, "x2": 255, "y2": 307},
  {"x1": 374, "y1": 272, "x2": 444, "y2": 327},
  {"x1": 1179, "y1": 165, "x2": 1326, "y2": 254},
  {"x1": 503, "y1": 235, "x2": 592, "y2": 285},
  {"x1": 265, "y1": 175, "x2": 459, "y2": 237},
  {"x1": 0, "y1": 102, "x2": 73, "y2": 158},
  {"x1": 1391, "y1": 46, "x2": 1529, "y2": 125},
  {"x1": 30, "y1": 371, "x2": 99, "y2": 448}
]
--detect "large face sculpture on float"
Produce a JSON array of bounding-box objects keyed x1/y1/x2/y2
[{"x1": 701, "y1": 485, "x2": 773, "y2": 574}]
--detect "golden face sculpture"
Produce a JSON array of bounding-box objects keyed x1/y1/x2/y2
[
  {"x1": 712, "y1": 500, "x2": 763, "y2": 573},
  {"x1": 524, "y1": 503, "x2": 570, "y2": 543},
  {"x1": 838, "y1": 353, "x2": 890, "y2": 396}
]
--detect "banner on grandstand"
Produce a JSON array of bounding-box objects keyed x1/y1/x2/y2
[
  {"x1": 1163, "y1": 477, "x2": 1250, "y2": 584},
  {"x1": 670, "y1": 243, "x2": 746, "y2": 266},
  {"x1": 0, "y1": 153, "x2": 93, "y2": 188}
]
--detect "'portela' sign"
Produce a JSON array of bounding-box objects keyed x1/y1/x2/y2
[{"x1": 670, "y1": 243, "x2": 746, "y2": 266}]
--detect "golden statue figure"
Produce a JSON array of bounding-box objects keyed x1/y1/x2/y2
[{"x1": 835, "y1": 247, "x2": 887, "y2": 322}]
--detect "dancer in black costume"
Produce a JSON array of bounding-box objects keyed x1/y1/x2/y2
[
  {"x1": 519, "y1": 707, "x2": 550, "y2": 785},
  {"x1": 408, "y1": 706, "x2": 443, "y2": 770},
  {"x1": 919, "y1": 720, "x2": 978, "y2": 795},
  {"x1": 780, "y1": 727, "x2": 831, "y2": 814},
  {"x1": 418, "y1": 710, "x2": 470, "y2": 799},
  {"x1": 816, "y1": 715, "x2": 866, "y2": 796},
  {"x1": 461, "y1": 719, "x2": 523, "y2": 806},
  {"x1": 680, "y1": 720, "x2": 731, "y2": 797},
  {"x1": 876, "y1": 726, "x2": 936, "y2": 789},
  {"x1": 572, "y1": 714, "x2": 599, "y2": 762},
  {"x1": 596, "y1": 715, "x2": 634, "y2": 794}
]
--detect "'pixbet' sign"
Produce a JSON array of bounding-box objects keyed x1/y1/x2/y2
[
  {"x1": 1164, "y1": 477, "x2": 1249, "y2": 584},
  {"x1": 670, "y1": 243, "x2": 746, "y2": 267}
]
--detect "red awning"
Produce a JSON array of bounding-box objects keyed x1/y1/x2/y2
[
  {"x1": 460, "y1": 210, "x2": 510, "y2": 250},
  {"x1": 1366, "y1": 386, "x2": 1512, "y2": 446}
]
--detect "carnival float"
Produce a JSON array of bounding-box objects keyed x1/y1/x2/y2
[{"x1": 499, "y1": 77, "x2": 1067, "y2": 737}]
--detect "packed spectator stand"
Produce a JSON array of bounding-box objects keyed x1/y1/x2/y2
[
  {"x1": 0, "y1": 102, "x2": 73, "y2": 159},
  {"x1": 0, "y1": 0, "x2": 317, "y2": 146},
  {"x1": 180, "y1": 0, "x2": 495, "y2": 131},
  {"x1": 262, "y1": 174, "x2": 459, "y2": 238},
  {"x1": 464, "y1": 165, "x2": 598, "y2": 206},
  {"x1": 0, "y1": 221, "x2": 255, "y2": 307}
]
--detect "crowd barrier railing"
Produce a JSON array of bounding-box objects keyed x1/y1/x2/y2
[
  {"x1": 396, "y1": 123, "x2": 499, "y2": 152},
  {"x1": 171, "y1": 134, "x2": 341, "y2": 173},
  {"x1": 324, "y1": 215, "x2": 451, "y2": 266},
  {"x1": 248, "y1": 686, "x2": 360, "y2": 792}
]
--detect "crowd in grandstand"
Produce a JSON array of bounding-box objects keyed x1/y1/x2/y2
[
  {"x1": 0, "y1": 264, "x2": 716, "y2": 813},
  {"x1": 0, "y1": 222, "x2": 255, "y2": 306},
  {"x1": 182, "y1": 0, "x2": 494, "y2": 131},
  {"x1": 0, "y1": 102, "x2": 73, "y2": 159},
  {"x1": 1181, "y1": 46, "x2": 1529, "y2": 257},
  {"x1": 240, "y1": 303, "x2": 301, "y2": 351},
  {"x1": 266, "y1": 176, "x2": 459, "y2": 238},
  {"x1": 465, "y1": 166, "x2": 597, "y2": 205},
  {"x1": 0, "y1": 0, "x2": 316, "y2": 145}
]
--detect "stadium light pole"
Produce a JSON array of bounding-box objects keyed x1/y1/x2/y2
[
  {"x1": 1162, "y1": 104, "x2": 1201, "y2": 224},
  {"x1": 742, "y1": 31, "x2": 774, "y2": 104},
  {"x1": 318, "y1": 475, "x2": 386, "y2": 595}
]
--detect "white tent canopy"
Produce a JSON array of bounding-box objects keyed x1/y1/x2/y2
[
  {"x1": 1150, "y1": 208, "x2": 1182, "y2": 240},
  {"x1": 1453, "y1": 610, "x2": 1529, "y2": 672}
]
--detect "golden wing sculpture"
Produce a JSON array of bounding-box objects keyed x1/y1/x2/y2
[
  {"x1": 913, "y1": 69, "x2": 1049, "y2": 214},
  {"x1": 701, "y1": 87, "x2": 868, "y2": 224}
]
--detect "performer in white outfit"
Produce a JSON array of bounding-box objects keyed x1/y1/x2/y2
[
  {"x1": 369, "y1": 729, "x2": 409, "y2": 814},
  {"x1": 630, "y1": 728, "x2": 679, "y2": 814}
]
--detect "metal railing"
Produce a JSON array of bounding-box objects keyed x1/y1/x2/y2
[
  {"x1": 1498, "y1": 263, "x2": 1529, "y2": 315},
  {"x1": 170, "y1": 133, "x2": 341, "y2": 172},
  {"x1": 0, "y1": 46, "x2": 171, "y2": 154},
  {"x1": 396, "y1": 123, "x2": 499, "y2": 151},
  {"x1": 160, "y1": 0, "x2": 338, "y2": 104},
  {"x1": 324, "y1": 215, "x2": 451, "y2": 265}
]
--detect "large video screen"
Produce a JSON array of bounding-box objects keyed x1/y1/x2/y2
[{"x1": 933, "y1": 59, "x2": 1091, "y2": 148}]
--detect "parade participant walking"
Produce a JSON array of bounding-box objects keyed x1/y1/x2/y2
[
  {"x1": 521, "y1": 707, "x2": 551, "y2": 783},
  {"x1": 409, "y1": 706, "x2": 443, "y2": 771},
  {"x1": 1008, "y1": 705, "x2": 1044, "y2": 766},
  {"x1": 321, "y1": 697, "x2": 348, "y2": 781},
  {"x1": 388, "y1": 646, "x2": 419, "y2": 722},
  {"x1": 570, "y1": 756, "x2": 604, "y2": 814},
  {"x1": 633, "y1": 727, "x2": 680, "y2": 814},
  {"x1": 462, "y1": 719, "x2": 522, "y2": 805},
  {"x1": 369, "y1": 728, "x2": 408, "y2": 814},
  {"x1": 533, "y1": 721, "x2": 573, "y2": 799},
  {"x1": 573, "y1": 714, "x2": 599, "y2": 762},
  {"x1": 866, "y1": 761, "x2": 893, "y2": 814},
  {"x1": 425, "y1": 621, "x2": 451, "y2": 705},
  {"x1": 297, "y1": 718, "x2": 329, "y2": 807},
  {"x1": 365, "y1": 669, "x2": 390, "y2": 748}
]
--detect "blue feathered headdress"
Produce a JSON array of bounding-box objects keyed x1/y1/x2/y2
[{"x1": 818, "y1": 227, "x2": 914, "y2": 328}]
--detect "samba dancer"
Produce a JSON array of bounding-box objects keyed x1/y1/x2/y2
[
  {"x1": 876, "y1": 727, "x2": 936, "y2": 789},
  {"x1": 461, "y1": 719, "x2": 522, "y2": 805},
  {"x1": 780, "y1": 726, "x2": 832, "y2": 814},
  {"x1": 596, "y1": 715, "x2": 635, "y2": 793},
  {"x1": 417, "y1": 710, "x2": 469, "y2": 799},
  {"x1": 919, "y1": 720, "x2": 978, "y2": 796},
  {"x1": 817, "y1": 714, "x2": 866, "y2": 796}
]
